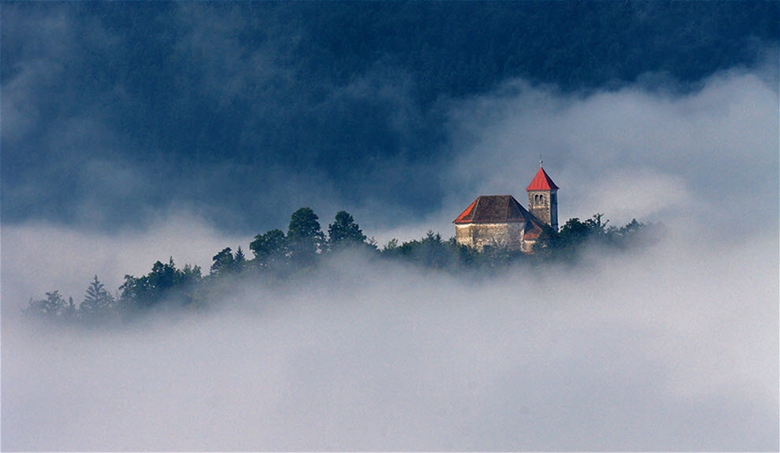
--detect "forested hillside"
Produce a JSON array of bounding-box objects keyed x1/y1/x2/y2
[{"x1": 23, "y1": 208, "x2": 662, "y2": 323}]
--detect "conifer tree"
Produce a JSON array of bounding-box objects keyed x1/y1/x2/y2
[{"x1": 80, "y1": 275, "x2": 115, "y2": 316}]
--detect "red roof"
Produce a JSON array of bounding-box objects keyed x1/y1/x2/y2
[
  {"x1": 453, "y1": 195, "x2": 533, "y2": 224},
  {"x1": 526, "y1": 167, "x2": 559, "y2": 191},
  {"x1": 453, "y1": 195, "x2": 552, "y2": 243}
]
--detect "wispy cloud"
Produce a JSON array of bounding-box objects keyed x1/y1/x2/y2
[{"x1": 440, "y1": 69, "x2": 778, "y2": 237}]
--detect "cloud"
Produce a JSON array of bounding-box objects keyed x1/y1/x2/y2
[
  {"x1": 3, "y1": 4, "x2": 777, "y2": 235},
  {"x1": 441, "y1": 69, "x2": 778, "y2": 237},
  {"x1": 2, "y1": 230, "x2": 777, "y2": 451},
  {"x1": 0, "y1": 212, "x2": 247, "y2": 314}
]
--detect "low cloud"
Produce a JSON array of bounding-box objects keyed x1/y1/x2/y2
[
  {"x1": 1, "y1": 212, "x2": 247, "y2": 313},
  {"x1": 3, "y1": 230, "x2": 777, "y2": 451},
  {"x1": 442, "y1": 69, "x2": 778, "y2": 236}
]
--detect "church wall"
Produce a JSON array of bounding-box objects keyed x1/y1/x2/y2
[{"x1": 455, "y1": 223, "x2": 526, "y2": 251}]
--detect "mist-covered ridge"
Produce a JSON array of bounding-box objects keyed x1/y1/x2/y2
[
  {"x1": 20, "y1": 207, "x2": 663, "y2": 325},
  {"x1": 5, "y1": 213, "x2": 777, "y2": 451},
  {"x1": 2, "y1": 3, "x2": 778, "y2": 449}
]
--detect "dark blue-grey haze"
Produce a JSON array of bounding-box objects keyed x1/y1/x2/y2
[{"x1": 2, "y1": 1, "x2": 777, "y2": 233}]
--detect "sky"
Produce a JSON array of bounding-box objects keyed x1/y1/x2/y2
[{"x1": 2, "y1": 2, "x2": 779, "y2": 451}]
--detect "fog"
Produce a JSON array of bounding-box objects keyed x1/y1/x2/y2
[
  {"x1": 4, "y1": 234, "x2": 777, "y2": 451},
  {"x1": 3, "y1": 68, "x2": 778, "y2": 450}
]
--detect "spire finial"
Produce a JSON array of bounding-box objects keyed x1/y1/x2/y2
[{"x1": 539, "y1": 155, "x2": 543, "y2": 168}]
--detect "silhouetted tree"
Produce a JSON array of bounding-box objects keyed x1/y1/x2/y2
[
  {"x1": 24, "y1": 290, "x2": 75, "y2": 319},
  {"x1": 287, "y1": 207, "x2": 325, "y2": 267},
  {"x1": 235, "y1": 247, "x2": 246, "y2": 269},
  {"x1": 250, "y1": 228, "x2": 287, "y2": 271},
  {"x1": 210, "y1": 247, "x2": 235, "y2": 276},
  {"x1": 79, "y1": 275, "x2": 115, "y2": 317},
  {"x1": 383, "y1": 231, "x2": 466, "y2": 271},
  {"x1": 119, "y1": 257, "x2": 202, "y2": 310},
  {"x1": 210, "y1": 246, "x2": 249, "y2": 277},
  {"x1": 328, "y1": 211, "x2": 367, "y2": 251},
  {"x1": 556, "y1": 214, "x2": 608, "y2": 248}
]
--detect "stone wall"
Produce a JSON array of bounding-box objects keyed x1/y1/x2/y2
[
  {"x1": 455, "y1": 222, "x2": 526, "y2": 251},
  {"x1": 527, "y1": 190, "x2": 558, "y2": 231}
]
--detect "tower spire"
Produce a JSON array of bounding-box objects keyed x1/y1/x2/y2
[{"x1": 526, "y1": 165, "x2": 559, "y2": 231}]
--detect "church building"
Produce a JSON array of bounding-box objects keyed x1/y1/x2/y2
[{"x1": 453, "y1": 164, "x2": 559, "y2": 253}]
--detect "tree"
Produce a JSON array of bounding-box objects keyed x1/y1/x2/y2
[
  {"x1": 556, "y1": 213, "x2": 609, "y2": 249},
  {"x1": 383, "y1": 231, "x2": 462, "y2": 270},
  {"x1": 210, "y1": 247, "x2": 235, "y2": 276},
  {"x1": 551, "y1": 214, "x2": 664, "y2": 259},
  {"x1": 287, "y1": 207, "x2": 325, "y2": 266},
  {"x1": 79, "y1": 275, "x2": 115, "y2": 317},
  {"x1": 328, "y1": 211, "x2": 367, "y2": 251},
  {"x1": 586, "y1": 213, "x2": 609, "y2": 237},
  {"x1": 210, "y1": 246, "x2": 248, "y2": 277},
  {"x1": 234, "y1": 247, "x2": 246, "y2": 268},
  {"x1": 24, "y1": 290, "x2": 75, "y2": 319},
  {"x1": 557, "y1": 217, "x2": 590, "y2": 246},
  {"x1": 250, "y1": 228, "x2": 287, "y2": 270},
  {"x1": 119, "y1": 257, "x2": 202, "y2": 310}
]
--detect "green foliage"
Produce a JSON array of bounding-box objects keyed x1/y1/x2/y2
[
  {"x1": 80, "y1": 275, "x2": 115, "y2": 317},
  {"x1": 287, "y1": 207, "x2": 325, "y2": 267},
  {"x1": 24, "y1": 291, "x2": 75, "y2": 319},
  {"x1": 235, "y1": 247, "x2": 246, "y2": 268},
  {"x1": 210, "y1": 247, "x2": 234, "y2": 276},
  {"x1": 21, "y1": 208, "x2": 662, "y2": 326},
  {"x1": 119, "y1": 257, "x2": 202, "y2": 310},
  {"x1": 551, "y1": 214, "x2": 662, "y2": 261},
  {"x1": 382, "y1": 231, "x2": 472, "y2": 271},
  {"x1": 250, "y1": 228, "x2": 287, "y2": 270},
  {"x1": 328, "y1": 211, "x2": 368, "y2": 251},
  {"x1": 382, "y1": 238, "x2": 399, "y2": 252},
  {"x1": 211, "y1": 247, "x2": 246, "y2": 277}
]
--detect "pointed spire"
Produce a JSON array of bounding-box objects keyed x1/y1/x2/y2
[{"x1": 526, "y1": 166, "x2": 559, "y2": 191}]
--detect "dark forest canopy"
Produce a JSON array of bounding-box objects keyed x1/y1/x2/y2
[{"x1": 24, "y1": 207, "x2": 664, "y2": 324}]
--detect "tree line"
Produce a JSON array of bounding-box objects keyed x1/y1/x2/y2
[{"x1": 23, "y1": 208, "x2": 662, "y2": 323}]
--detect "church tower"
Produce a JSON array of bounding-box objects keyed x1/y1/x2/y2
[{"x1": 526, "y1": 162, "x2": 559, "y2": 231}]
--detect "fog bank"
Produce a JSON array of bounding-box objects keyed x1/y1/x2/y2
[{"x1": 3, "y1": 227, "x2": 777, "y2": 451}]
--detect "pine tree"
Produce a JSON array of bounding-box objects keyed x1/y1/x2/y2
[
  {"x1": 234, "y1": 246, "x2": 246, "y2": 272},
  {"x1": 80, "y1": 275, "x2": 114, "y2": 316}
]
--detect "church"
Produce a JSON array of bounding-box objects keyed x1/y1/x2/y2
[{"x1": 453, "y1": 164, "x2": 559, "y2": 253}]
